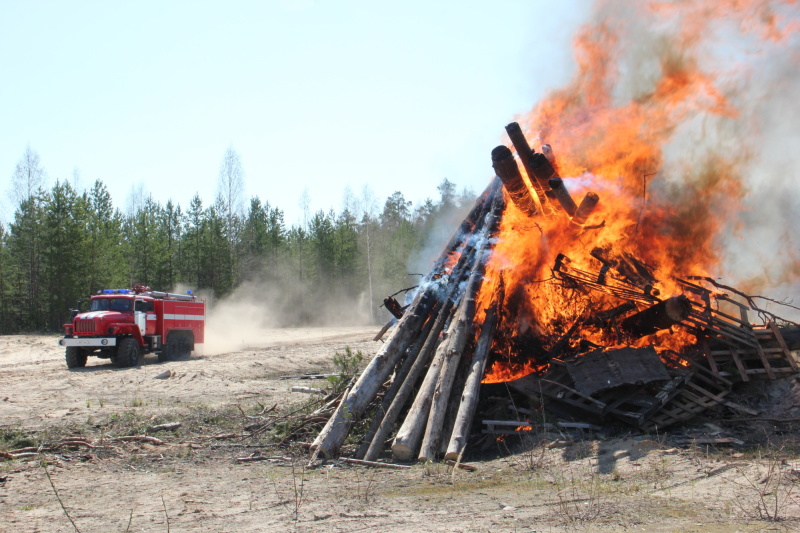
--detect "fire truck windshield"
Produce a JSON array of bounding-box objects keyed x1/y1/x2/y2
[{"x1": 90, "y1": 298, "x2": 133, "y2": 312}]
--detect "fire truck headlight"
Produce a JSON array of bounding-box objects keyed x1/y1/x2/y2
[
  {"x1": 59, "y1": 339, "x2": 65, "y2": 346},
  {"x1": 101, "y1": 339, "x2": 109, "y2": 345}
]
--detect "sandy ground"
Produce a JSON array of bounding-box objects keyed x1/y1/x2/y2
[{"x1": 2, "y1": 330, "x2": 800, "y2": 532}]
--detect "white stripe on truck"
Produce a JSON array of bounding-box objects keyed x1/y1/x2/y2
[{"x1": 163, "y1": 314, "x2": 205, "y2": 321}]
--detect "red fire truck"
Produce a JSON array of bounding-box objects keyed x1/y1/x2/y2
[{"x1": 59, "y1": 286, "x2": 205, "y2": 369}]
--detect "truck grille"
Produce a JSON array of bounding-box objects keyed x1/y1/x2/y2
[{"x1": 75, "y1": 319, "x2": 97, "y2": 334}]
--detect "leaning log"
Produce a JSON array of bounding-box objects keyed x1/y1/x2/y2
[
  {"x1": 620, "y1": 296, "x2": 693, "y2": 338},
  {"x1": 354, "y1": 300, "x2": 441, "y2": 459},
  {"x1": 546, "y1": 177, "x2": 578, "y2": 216},
  {"x1": 360, "y1": 193, "x2": 501, "y2": 461},
  {"x1": 492, "y1": 145, "x2": 538, "y2": 217},
  {"x1": 436, "y1": 178, "x2": 501, "y2": 267},
  {"x1": 383, "y1": 297, "x2": 405, "y2": 320},
  {"x1": 391, "y1": 300, "x2": 461, "y2": 460},
  {"x1": 310, "y1": 286, "x2": 439, "y2": 459},
  {"x1": 444, "y1": 304, "x2": 498, "y2": 460},
  {"x1": 391, "y1": 196, "x2": 503, "y2": 461},
  {"x1": 311, "y1": 181, "x2": 506, "y2": 459},
  {"x1": 418, "y1": 239, "x2": 491, "y2": 461},
  {"x1": 362, "y1": 297, "x2": 457, "y2": 461},
  {"x1": 570, "y1": 192, "x2": 600, "y2": 228},
  {"x1": 504, "y1": 122, "x2": 552, "y2": 212}
]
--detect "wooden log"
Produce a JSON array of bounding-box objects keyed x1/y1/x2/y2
[
  {"x1": 383, "y1": 296, "x2": 405, "y2": 319},
  {"x1": 504, "y1": 122, "x2": 534, "y2": 164},
  {"x1": 359, "y1": 212, "x2": 491, "y2": 461},
  {"x1": 354, "y1": 301, "x2": 441, "y2": 459},
  {"x1": 388, "y1": 215, "x2": 497, "y2": 462},
  {"x1": 620, "y1": 296, "x2": 692, "y2": 338},
  {"x1": 439, "y1": 352, "x2": 471, "y2": 456},
  {"x1": 341, "y1": 457, "x2": 411, "y2": 470},
  {"x1": 570, "y1": 192, "x2": 600, "y2": 228},
  {"x1": 444, "y1": 304, "x2": 498, "y2": 460},
  {"x1": 363, "y1": 297, "x2": 458, "y2": 461},
  {"x1": 504, "y1": 122, "x2": 552, "y2": 212},
  {"x1": 291, "y1": 386, "x2": 325, "y2": 394},
  {"x1": 435, "y1": 178, "x2": 501, "y2": 268},
  {"x1": 491, "y1": 145, "x2": 538, "y2": 217},
  {"x1": 418, "y1": 248, "x2": 489, "y2": 461},
  {"x1": 391, "y1": 195, "x2": 504, "y2": 462},
  {"x1": 310, "y1": 286, "x2": 439, "y2": 458},
  {"x1": 418, "y1": 195, "x2": 502, "y2": 462},
  {"x1": 390, "y1": 301, "x2": 460, "y2": 460},
  {"x1": 546, "y1": 176, "x2": 578, "y2": 216},
  {"x1": 312, "y1": 184, "x2": 504, "y2": 459}
]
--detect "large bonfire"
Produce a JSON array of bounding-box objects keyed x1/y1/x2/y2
[{"x1": 309, "y1": 0, "x2": 800, "y2": 462}]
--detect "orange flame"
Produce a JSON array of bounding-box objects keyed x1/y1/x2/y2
[{"x1": 480, "y1": 0, "x2": 797, "y2": 383}]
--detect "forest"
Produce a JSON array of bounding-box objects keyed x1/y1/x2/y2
[{"x1": 0, "y1": 146, "x2": 476, "y2": 334}]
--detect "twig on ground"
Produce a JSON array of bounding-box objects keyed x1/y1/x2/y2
[
  {"x1": 342, "y1": 457, "x2": 411, "y2": 470},
  {"x1": 42, "y1": 464, "x2": 80, "y2": 532}
]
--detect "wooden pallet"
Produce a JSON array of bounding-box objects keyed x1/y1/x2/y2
[
  {"x1": 642, "y1": 354, "x2": 742, "y2": 431},
  {"x1": 703, "y1": 321, "x2": 799, "y2": 381},
  {"x1": 508, "y1": 366, "x2": 607, "y2": 420},
  {"x1": 598, "y1": 373, "x2": 691, "y2": 428}
]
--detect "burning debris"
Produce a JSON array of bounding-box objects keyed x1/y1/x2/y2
[{"x1": 309, "y1": 122, "x2": 800, "y2": 464}]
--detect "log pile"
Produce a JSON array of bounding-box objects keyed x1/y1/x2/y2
[{"x1": 309, "y1": 122, "x2": 800, "y2": 463}]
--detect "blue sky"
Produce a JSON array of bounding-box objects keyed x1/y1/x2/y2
[{"x1": 0, "y1": 0, "x2": 592, "y2": 225}]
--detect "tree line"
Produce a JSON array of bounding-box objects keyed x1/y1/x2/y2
[{"x1": 0, "y1": 146, "x2": 476, "y2": 333}]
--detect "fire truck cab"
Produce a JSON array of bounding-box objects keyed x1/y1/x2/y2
[{"x1": 59, "y1": 286, "x2": 205, "y2": 369}]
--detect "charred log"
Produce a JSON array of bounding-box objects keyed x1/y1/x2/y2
[
  {"x1": 541, "y1": 144, "x2": 555, "y2": 164},
  {"x1": 529, "y1": 152, "x2": 558, "y2": 188},
  {"x1": 620, "y1": 296, "x2": 692, "y2": 338},
  {"x1": 383, "y1": 297, "x2": 405, "y2": 320},
  {"x1": 504, "y1": 122, "x2": 552, "y2": 211},
  {"x1": 546, "y1": 177, "x2": 578, "y2": 216},
  {"x1": 491, "y1": 145, "x2": 538, "y2": 217},
  {"x1": 570, "y1": 192, "x2": 600, "y2": 228}
]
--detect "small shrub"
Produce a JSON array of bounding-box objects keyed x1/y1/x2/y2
[{"x1": 326, "y1": 347, "x2": 364, "y2": 394}]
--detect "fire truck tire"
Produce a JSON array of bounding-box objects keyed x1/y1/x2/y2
[
  {"x1": 115, "y1": 338, "x2": 140, "y2": 368},
  {"x1": 65, "y1": 347, "x2": 87, "y2": 369},
  {"x1": 160, "y1": 332, "x2": 192, "y2": 362}
]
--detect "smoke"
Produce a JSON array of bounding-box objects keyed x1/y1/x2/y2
[{"x1": 407, "y1": 200, "x2": 476, "y2": 277}]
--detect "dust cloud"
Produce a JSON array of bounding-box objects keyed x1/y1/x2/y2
[{"x1": 199, "y1": 281, "x2": 373, "y2": 355}]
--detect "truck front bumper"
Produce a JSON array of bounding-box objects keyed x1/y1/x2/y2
[{"x1": 59, "y1": 337, "x2": 117, "y2": 348}]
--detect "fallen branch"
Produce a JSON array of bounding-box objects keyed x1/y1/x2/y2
[
  {"x1": 1, "y1": 451, "x2": 40, "y2": 460},
  {"x1": 197, "y1": 433, "x2": 239, "y2": 440},
  {"x1": 148, "y1": 422, "x2": 182, "y2": 433},
  {"x1": 341, "y1": 457, "x2": 411, "y2": 470},
  {"x1": 445, "y1": 460, "x2": 477, "y2": 472},
  {"x1": 236, "y1": 455, "x2": 292, "y2": 463},
  {"x1": 115, "y1": 436, "x2": 166, "y2": 445},
  {"x1": 42, "y1": 464, "x2": 80, "y2": 532}
]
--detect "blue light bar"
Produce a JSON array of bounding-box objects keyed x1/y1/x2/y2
[
  {"x1": 118, "y1": 289, "x2": 130, "y2": 294},
  {"x1": 187, "y1": 290, "x2": 193, "y2": 295},
  {"x1": 103, "y1": 289, "x2": 114, "y2": 294}
]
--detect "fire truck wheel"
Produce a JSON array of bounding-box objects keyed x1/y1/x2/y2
[
  {"x1": 161, "y1": 332, "x2": 192, "y2": 362},
  {"x1": 115, "y1": 338, "x2": 140, "y2": 368},
  {"x1": 65, "y1": 347, "x2": 87, "y2": 369}
]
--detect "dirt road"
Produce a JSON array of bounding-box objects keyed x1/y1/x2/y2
[
  {"x1": 1, "y1": 331, "x2": 799, "y2": 532},
  {"x1": 0, "y1": 328, "x2": 376, "y2": 429}
]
